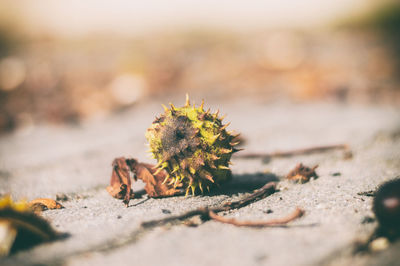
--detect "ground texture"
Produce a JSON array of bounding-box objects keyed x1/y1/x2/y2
[{"x1": 1, "y1": 99, "x2": 399, "y2": 266}]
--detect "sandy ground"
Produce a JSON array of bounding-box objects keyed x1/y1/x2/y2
[{"x1": 0, "y1": 98, "x2": 399, "y2": 265}]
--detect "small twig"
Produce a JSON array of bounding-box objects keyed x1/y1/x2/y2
[
  {"x1": 141, "y1": 182, "x2": 277, "y2": 228},
  {"x1": 141, "y1": 208, "x2": 208, "y2": 228},
  {"x1": 208, "y1": 208, "x2": 305, "y2": 227},
  {"x1": 357, "y1": 190, "x2": 375, "y2": 197},
  {"x1": 236, "y1": 144, "x2": 349, "y2": 159},
  {"x1": 215, "y1": 181, "x2": 277, "y2": 211}
]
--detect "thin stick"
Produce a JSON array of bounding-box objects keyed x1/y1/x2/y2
[
  {"x1": 141, "y1": 208, "x2": 208, "y2": 228},
  {"x1": 141, "y1": 182, "x2": 277, "y2": 228},
  {"x1": 236, "y1": 144, "x2": 349, "y2": 159},
  {"x1": 215, "y1": 181, "x2": 277, "y2": 211},
  {"x1": 208, "y1": 208, "x2": 305, "y2": 227}
]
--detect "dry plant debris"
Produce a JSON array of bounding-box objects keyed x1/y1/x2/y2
[
  {"x1": 141, "y1": 182, "x2": 304, "y2": 228},
  {"x1": 106, "y1": 158, "x2": 134, "y2": 205},
  {"x1": 145, "y1": 95, "x2": 240, "y2": 196},
  {"x1": 236, "y1": 144, "x2": 350, "y2": 161},
  {"x1": 107, "y1": 157, "x2": 180, "y2": 206},
  {"x1": 0, "y1": 196, "x2": 59, "y2": 257},
  {"x1": 286, "y1": 163, "x2": 318, "y2": 183},
  {"x1": 28, "y1": 198, "x2": 64, "y2": 213},
  {"x1": 357, "y1": 190, "x2": 375, "y2": 197},
  {"x1": 141, "y1": 182, "x2": 278, "y2": 227},
  {"x1": 208, "y1": 208, "x2": 304, "y2": 227},
  {"x1": 106, "y1": 97, "x2": 320, "y2": 228},
  {"x1": 108, "y1": 95, "x2": 243, "y2": 206}
]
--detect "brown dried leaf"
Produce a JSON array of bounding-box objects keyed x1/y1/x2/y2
[
  {"x1": 28, "y1": 198, "x2": 64, "y2": 213},
  {"x1": 133, "y1": 162, "x2": 180, "y2": 198},
  {"x1": 286, "y1": 163, "x2": 318, "y2": 183},
  {"x1": 107, "y1": 157, "x2": 180, "y2": 206},
  {"x1": 106, "y1": 157, "x2": 134, "y2": 206}
]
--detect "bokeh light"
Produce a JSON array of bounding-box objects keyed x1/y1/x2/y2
[{"x1": 0, "y1": 0, "x2": 399, "y2": 133}]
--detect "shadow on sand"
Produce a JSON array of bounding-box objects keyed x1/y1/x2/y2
[
  {"x1": 131, "y1": 172, "x2": 281, "y2": 201},
  {"x1": 209, "y1": 172, "x2": 280, "y2": 196}
]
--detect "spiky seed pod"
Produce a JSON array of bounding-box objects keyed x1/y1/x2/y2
[{"x1": 146, "y1": 95, "x2": 240, "y2": 196}]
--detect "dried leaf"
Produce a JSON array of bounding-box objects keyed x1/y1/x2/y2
[
  {"x1": 28, "y1": 198, "x2": 64, "y2": 213},
  {"x1": 286, "y1": 163, "x2": 318, "y2": 183},
  {"x1": 133, "y1": 162, "x2": 180, "y2": 198},
  {"x1": 0, "y1": 196, "x2": 59, "y2": 256},
  {"x1": 107, "y1": 157, "x2": 180, "y2": 206},
  {"x1": 106, "y1": 157, "x2": 135, "y2": 206}
]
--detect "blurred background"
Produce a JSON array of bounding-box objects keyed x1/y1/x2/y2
[{"x1": 0, "y1": 0, "x2": 399, "y2": 134}]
